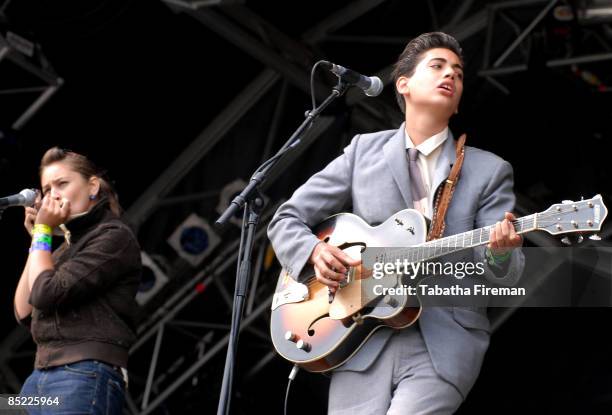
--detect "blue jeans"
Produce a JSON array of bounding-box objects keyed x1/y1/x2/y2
[{"x1": 20, "y1": 360, "x2": 126, "y2": 415}]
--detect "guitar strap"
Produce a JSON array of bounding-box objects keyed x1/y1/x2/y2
[{"x1": 426, "y1": 133, "x2": 466, "y2": 241}]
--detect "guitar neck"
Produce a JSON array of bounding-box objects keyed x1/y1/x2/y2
[{"x1": 390, "y1": 214, "x2": 538, "y2": 264}]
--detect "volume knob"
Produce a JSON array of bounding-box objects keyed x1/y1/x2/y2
[
  {"x1": 296, "y1": 339, "x2": 311, "y2": 352},
  {"x1": 285, "y1": 331, "x2": 298, "y2": 343}
]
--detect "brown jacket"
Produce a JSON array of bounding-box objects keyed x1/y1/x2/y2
[{"x1": 18, "y1": 198, "x2": 142, "y2": 369}]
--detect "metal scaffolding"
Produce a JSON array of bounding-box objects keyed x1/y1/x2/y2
[
  {"x1": 479, "y1": 0, "x2": 612, "y2": 93},
  {"x1": 0, "y1": 31, "x2": 62, "y2": 130}
]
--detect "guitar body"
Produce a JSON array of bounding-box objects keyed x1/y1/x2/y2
[{"x1": 270, "y1": 209, "x2": 427, "y2": 372}]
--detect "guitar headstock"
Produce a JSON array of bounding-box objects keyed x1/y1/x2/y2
[{"x1": 537, "y1": 195, "x2": 608, "y2": 238}]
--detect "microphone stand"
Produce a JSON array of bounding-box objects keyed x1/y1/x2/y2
[{"x1": 215, "y1": 79, "x2": 349, "y2": 415}]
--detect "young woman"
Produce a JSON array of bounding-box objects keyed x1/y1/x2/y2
[{"x1": 14, "y1": 147, "x2": 142, "y2": 414}]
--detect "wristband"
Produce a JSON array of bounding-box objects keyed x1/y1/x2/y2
[
  {"x1": 32, "y1": 233, "x2": 52, "y2": 245},
  {"x1": 29, "y1": 241, "x2": 52, "y2": 253},
  {"x1": 486, "y1": 247, "x2": 511, "y2": 266},
  {"x1": 30, "y1": 224, "x2": 53, "y2": 253},
  {"x1": 32, "y1": 224, "x2": 52, "y2": 236}
]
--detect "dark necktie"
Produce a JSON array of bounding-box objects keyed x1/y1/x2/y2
[{"x1": 407, "y1": 148, "x2": 428, "y2": 214}]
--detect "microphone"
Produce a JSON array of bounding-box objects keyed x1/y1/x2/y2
[
  {"x1": 0, "y1": 189, "x2": 37, "y2": 208},
  {"x1": 324, "y1": 61, "x2": 383, "y2": 97}
]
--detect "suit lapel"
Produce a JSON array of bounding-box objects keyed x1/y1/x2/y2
[
  {"x1": 383, "y1": 124, "x2": 413, "y2": 208},
  {"x1": 429, "y1": 130, "x2": 457, "y2": 215}
]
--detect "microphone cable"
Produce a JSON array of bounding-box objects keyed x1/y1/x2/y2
[
  {"x1": 284, "y1": 364, "x2": 300, "y2": 415},
  {"x1": 310, "y1": 60, "x2": 332, "y2": 110}
]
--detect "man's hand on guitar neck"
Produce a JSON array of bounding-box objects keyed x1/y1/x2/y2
[
  {"x1": 488, "y1": 211, "x2": 523, "y2": 255},
  {"x1": 309, "y1": 242, "x2": 361, "y2": 294},
  {"x1": 486, "y1": 211, "x2": 523, "y2": 275}
]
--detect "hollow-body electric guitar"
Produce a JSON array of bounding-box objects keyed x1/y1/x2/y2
[{"x1": 270, "y1": 195, "x2": 608, "y2": 372}]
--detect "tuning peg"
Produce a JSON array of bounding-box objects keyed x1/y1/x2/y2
[
  {"x1": 577, "y1": 235, "x2": 584, "y2": 244},
  {"x1": 561, "y1": 237, "x2": 572, "y2": 245},
  {"x1": 589, "y1": 234, "x2": 602, "y2": 241}
]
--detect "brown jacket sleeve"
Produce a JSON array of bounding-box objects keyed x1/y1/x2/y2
[{"x1": 29, "y1": 223, "x2": 140, "y2": 310}]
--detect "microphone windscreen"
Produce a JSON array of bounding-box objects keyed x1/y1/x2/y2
[{"x1": 20, "y1": 189, "x2": 38, "y2": 207}]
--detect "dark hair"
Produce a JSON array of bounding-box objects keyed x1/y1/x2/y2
[
  {"x1": 391, "y1": 32, "x2": 464, "y2": 113},
  {"x1": 39, "y1": 147, "x2": 122, "y2": 216}
]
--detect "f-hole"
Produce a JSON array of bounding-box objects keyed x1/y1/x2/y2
[
  {"x1": 322, "y1": 238, "x2": 366, "y2": 254},
  {"x1": 307, "y1": 314, "x2": 329, "y2": 336},
  {"x1": 337, "y1": 242, "x2": 367, "y2": 253}
]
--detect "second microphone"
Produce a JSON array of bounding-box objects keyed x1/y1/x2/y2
[{"x1": 322, "y1": 61, "x2": 384, "y2": 97}]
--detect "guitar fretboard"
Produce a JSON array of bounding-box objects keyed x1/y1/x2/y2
[{"x1": 380, "y1": 214, "x2": 536, "y2": 264}]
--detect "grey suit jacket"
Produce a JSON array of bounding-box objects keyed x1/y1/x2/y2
[{"x1": 267, "y1": 123, "x2": 524, "y2": 398}]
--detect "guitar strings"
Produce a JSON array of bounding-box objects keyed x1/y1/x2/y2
[{"x1": 299, "y1": 201, "x2": 603, "y2": 282}]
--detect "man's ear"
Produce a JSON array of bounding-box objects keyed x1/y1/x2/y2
[
  {"x1": 396, "y1": 76, "x2": 410, "y2": 95},
  {"x1": 89, "y1": 176, "x2": 101, "y2": 197}
]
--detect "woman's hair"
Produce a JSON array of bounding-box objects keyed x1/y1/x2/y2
[
  {"x1": 39, "y1": 147, "x2": 122, "y2": 216},
  {"x1": 391, "y1": 32, "x2": 464, "y2": 114}
]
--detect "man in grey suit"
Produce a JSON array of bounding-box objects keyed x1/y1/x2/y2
[{"x1": 268, "y1": 32, "x2": 524, "y2": 414}]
